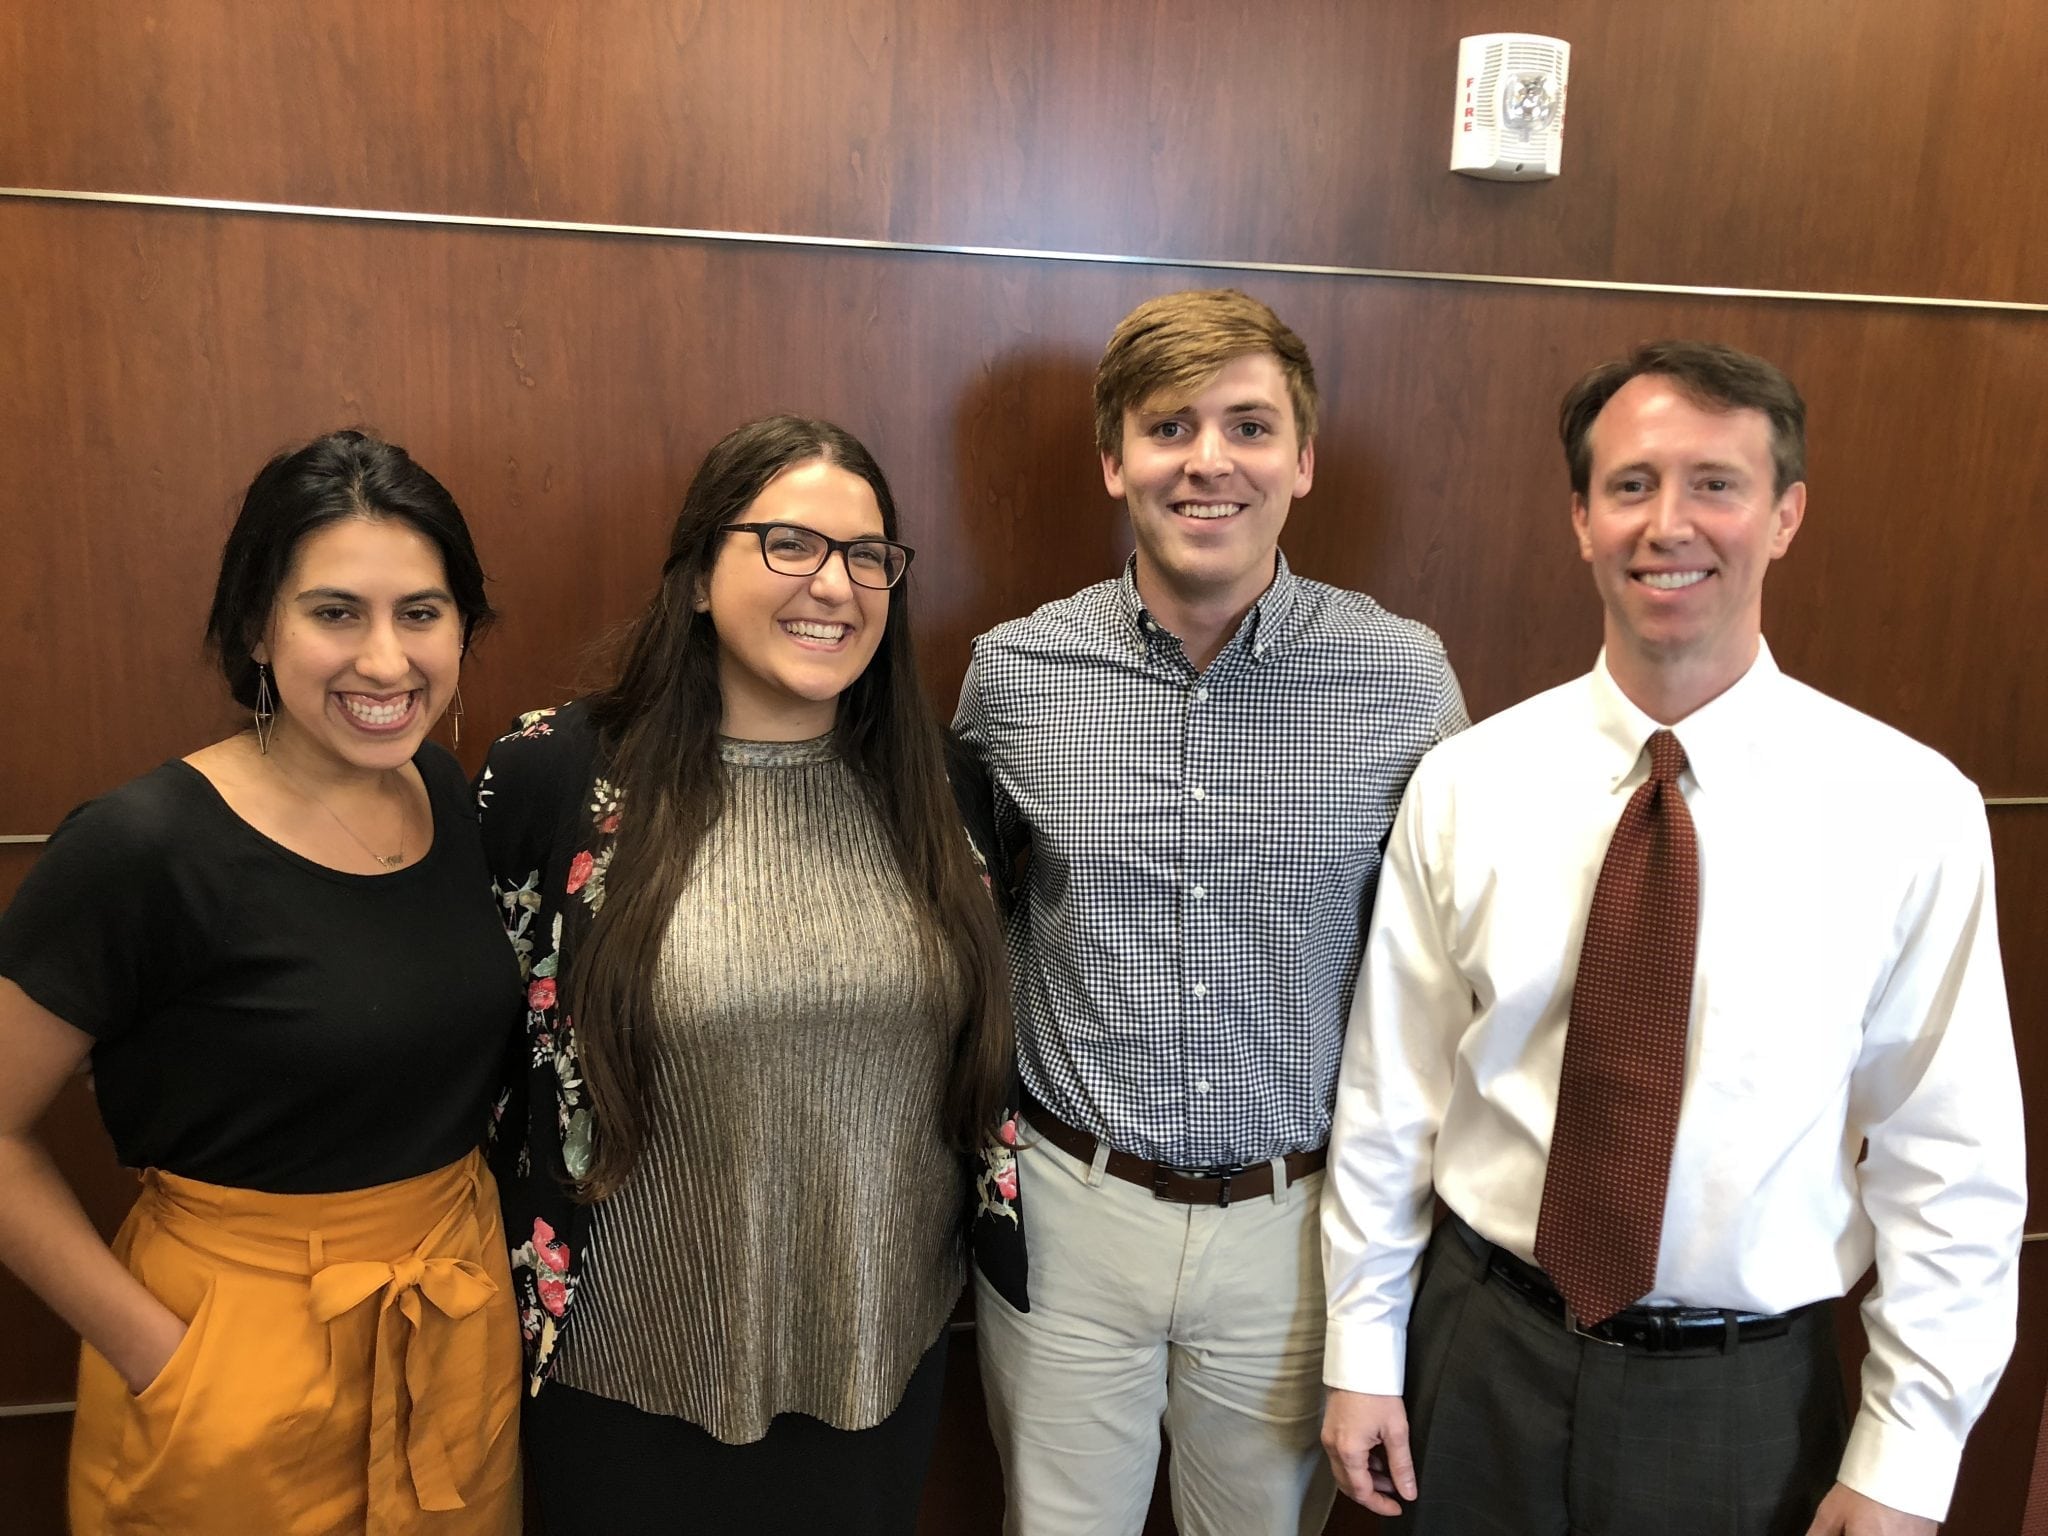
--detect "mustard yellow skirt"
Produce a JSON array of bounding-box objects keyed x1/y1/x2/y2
[{"x1": 70, "y1": 1150, "x2": 521, "y2": 1535}]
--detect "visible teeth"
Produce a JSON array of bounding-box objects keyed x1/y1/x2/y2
[
  {"x1": 1175, "y1": 503, "x2": 1244, "y2": 520},
  {"x1": 1639, "y1": 570, "x2": 1709, "y2": 590},
  {"x1": 784, "y1": 621, "x2": 848, "y2": 641},
  {"x1": 342, "y1": 694, "x2": 412, "y2": 725}
]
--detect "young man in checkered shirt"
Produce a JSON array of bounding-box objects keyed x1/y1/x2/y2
[{"x1": 954, "y1": 288, "x2": 1466, "y2": 1536}]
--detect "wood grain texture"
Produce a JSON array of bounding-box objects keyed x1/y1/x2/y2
[
  {"x1": 0, "y1": 1080, "x2": 136, "y2": 1403},
  {"x1": 1, "y1": 1, "x2": 2044, "y2": 301},
  {"x1": 3, "y1": 197, "x2": 2040, "y2": 1532},
  {"x1": 1929, "y1": 1239, "x2": 2048, "y2": 1536},
  {"x1": 1995, "y1": 811, "x2": 2048, "y2": 1232},
  {"x1": 2, "y1": 198, "x2": 2042, "y2": 837},
  {"x1": 4, "y1": 1, "x2": 2046, "y2": 1519},
  {"x1": 0, "y1": 847, "x2": 36, "y2": 909},
  {"x1": 0, "y1": 1412, "x2": 72, "y2": 1535}
]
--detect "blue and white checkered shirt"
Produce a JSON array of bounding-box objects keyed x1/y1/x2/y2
[{"x1": 955, "y1": 553, "x2": 1468, "y2": 1167}]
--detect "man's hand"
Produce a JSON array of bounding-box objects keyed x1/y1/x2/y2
[
  {"x1": 1804, "y1": 1482, "x2": 1937, "y2": 1536},
  {"x1": 1321, "y1": 1387, "x2": 1418, "y2": 1515}
]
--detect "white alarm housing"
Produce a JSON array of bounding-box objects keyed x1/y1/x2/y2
[{"x1": 1452, "y1": 33, "x2": 1569, "y2": 180}]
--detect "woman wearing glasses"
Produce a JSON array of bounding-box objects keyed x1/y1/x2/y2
[{"x1": 477, "y1": 415, "x2": 1013, "y2": 1534}]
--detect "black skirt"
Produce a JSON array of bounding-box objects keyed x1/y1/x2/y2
[{"x1": 525, "y1": 1328, "x2": 951, "y2": 1535}]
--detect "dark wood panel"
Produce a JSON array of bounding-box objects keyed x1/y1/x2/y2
[
  {"x1": 916, "y1": 1327, "x2": 1006, "y2": 1535},
  {"x1": 0, "y1": 1078, "x2": 138, "y2": 1406},
  {"x1": 1, "y1": 198, "x2": 2042, "y2": 837},
  {"x1": 0, "y1": 1411, "x2": 71, "y2": 1534},
  {"x1": 1994, "y1": 810, "x2": 2048, "y2": 1231},
  {"x1": 2, "y1": 846, "x2": 131, "y2": 1414},
  {"x1": 0, "y1": 846, "x2": 36, "y2": 908},
  {"x1": 1947, "y1": 1242, "x2": 2048, "y2": 1536},
  {"x1": 1, "y1": 1, "x2": 2043, "y2": 301},
  {"x1": 1, "y1": 197, "x2": 2041, "y2": 1532}
]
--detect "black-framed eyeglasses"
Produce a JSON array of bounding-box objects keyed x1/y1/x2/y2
[{"x1": 723, "y1": 522, "x2": 915, "y2": 589}]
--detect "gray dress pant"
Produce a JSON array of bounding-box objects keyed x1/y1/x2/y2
[{"x1": 1394, "y1": 1219, "x2": 1849, "y2": 1536}]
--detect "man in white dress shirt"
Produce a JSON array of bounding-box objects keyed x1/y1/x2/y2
[{"x1": 1319, "y1": 340, "x2": 2025, "y2": 1536}]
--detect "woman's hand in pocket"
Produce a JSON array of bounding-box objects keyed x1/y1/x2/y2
[{"x1": 120, "y1": 1297, "x2": 194, "y2": 1397}]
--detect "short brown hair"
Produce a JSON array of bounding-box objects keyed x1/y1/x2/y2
[
  {"x1": 1094, "y1": 289, "x2": 1320, "y2": 456},
  {"x1": 1560, "y1": 340, "x2": 1807, "y2": 498}
]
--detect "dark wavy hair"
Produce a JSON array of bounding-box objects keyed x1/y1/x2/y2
[
  {"x1": 203, "y1": 430, "x2": 495, "y2": 705},
  {"x1": 568, "y1": 414, "x2": 1013, "y2": 1201},
  {"x1": 1560, "y1": 341, "x2": 1807, "y2": 499}
]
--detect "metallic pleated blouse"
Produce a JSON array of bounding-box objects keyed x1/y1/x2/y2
[{"x1": 552, "y1": 734, "x2": 965, "y2": 1442}]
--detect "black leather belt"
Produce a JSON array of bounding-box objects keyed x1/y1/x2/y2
[
  {"x1": 1449, "y1": 1216, "x2": 1816, "y2": 1354},
  {"x1": 1020, "y1": 1096, "x2": 1325, "y2": 1208}
]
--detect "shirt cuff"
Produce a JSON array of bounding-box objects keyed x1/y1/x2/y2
[
  {"x1": 1835, "y1": 1410, "x2": 1962, "y2": 1523},
  {"x1": 1323, "y1": 1321, "x2": 1407, "y2": 1396}
]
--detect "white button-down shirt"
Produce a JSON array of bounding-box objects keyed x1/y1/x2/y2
[{"x1": 1322, "y1": 642, "x2": 2024, "y2": 1520}]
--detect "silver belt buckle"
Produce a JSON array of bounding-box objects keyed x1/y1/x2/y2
[{"x1": 1567, "y1": 1310, "x2": 1624, "y2": 1348}]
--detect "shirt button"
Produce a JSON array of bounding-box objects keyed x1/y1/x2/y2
[
  {"x1": 1190, "y1": 885, "x2": 1206, "y2": 900},
  {"x1": 1194, "y1": 686, "x2": 1210, "y2": 702},
  {"x1": 1190, "y1": 785, "x2": 1207, "y2": 801},
  {"x1": 1196, "y1": 1079, "x2": 1211, "y2": 1094},
  {"x1": 1192, "y1": 982, "x2": 1208, "y2": 998}
]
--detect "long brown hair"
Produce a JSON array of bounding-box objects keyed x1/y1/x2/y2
[{"x1": 569, "y1": 415, "x2": 1011, "y2": 1200}]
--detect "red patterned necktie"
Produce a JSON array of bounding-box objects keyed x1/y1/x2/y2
[{"x1": 1535, "y1": 728, "x2": 1699, "y2": 1327}]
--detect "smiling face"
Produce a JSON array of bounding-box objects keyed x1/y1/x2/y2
[
  {"x1": 701, "y1": 457, "x2": 891, "y2": 740},
  {"x1": 253, "y1": 515, "x2": 463, "y2": 775},
  {"x1": 1103, "y1": 351, "x2": 1315, "y2": 620},
  {"x1": 1573, "y1": 374, "x2": 1806, "y2": 714}
]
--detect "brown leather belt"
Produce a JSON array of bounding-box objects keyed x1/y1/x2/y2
[{"x1": 1021, "y1": 1096, "x2": 1326, "y2": 1208}]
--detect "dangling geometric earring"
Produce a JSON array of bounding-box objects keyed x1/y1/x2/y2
[
  {"x1": 253, "y1": 662, "x2": 276, "y2": 754},
  {"x1": 449, "y1": 683, "x2": 465, "y2": 750}
]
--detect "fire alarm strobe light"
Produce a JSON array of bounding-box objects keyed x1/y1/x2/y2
[{"x1": 1452, "y1": 33, "x2": 1569, "y2": 181}]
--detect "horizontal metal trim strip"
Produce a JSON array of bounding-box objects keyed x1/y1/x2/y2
[
  {"x1": 0, "y1": 1399, "x2": 74, "y2": 1419},
  {"x1": 4, "y1": 186, "x2": 2044, "y2": 314},
  {"x1": 0, "y1": 835, "x2": 51, "y2": 844}
]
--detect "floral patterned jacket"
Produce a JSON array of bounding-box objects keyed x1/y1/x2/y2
[{"x1": 476, "y1": 699, "x2": 1025, "y2": 1394}]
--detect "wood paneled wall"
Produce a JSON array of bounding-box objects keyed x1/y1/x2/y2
[
  {"x1": 2, "y1": 3, "x2": 2042, "y2": 1532},
  {"x1": 4, "y1": 0, "x2": 2045, "y2": 300}
]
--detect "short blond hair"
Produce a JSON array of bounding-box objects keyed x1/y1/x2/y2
[{"x1": 1093, "y1": 289, "x2": 1320, "y2": 456}]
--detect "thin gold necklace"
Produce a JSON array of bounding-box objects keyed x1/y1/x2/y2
[
  {"x1": 320, "y1": 792, "x2": 408, "y2": 869},
  {"x1": 268, "y1": 750, "x2": 410, "y2": 869}
]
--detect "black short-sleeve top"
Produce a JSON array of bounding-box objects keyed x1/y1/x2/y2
[{"x1": 0, "y1": 744, "x2": 521, "y2": 1194}]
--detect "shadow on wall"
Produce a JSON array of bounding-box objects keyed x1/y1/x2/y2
[
  {"x1": 1277, "y1": 413, "x2": 1400, "y2": 609},
  {"x1": 923, "y1": 345, "x2": 1121, "y2": 704}
]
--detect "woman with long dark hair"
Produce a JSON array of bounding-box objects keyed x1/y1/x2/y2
[
  {"x1": 478, "y1": 415, "x2": 1014, "y2": 1533},
  {"x1": 0, "y1": 431, "x2": 523, "y2": 1533}
]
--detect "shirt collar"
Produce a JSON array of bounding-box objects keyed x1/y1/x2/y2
[
  {"x1": 1113, "y1": 550, "x2": 1301, "y2": 663},
  {"x1": 1587, "y1": 639, "x2": 1782, "y2": 792}
]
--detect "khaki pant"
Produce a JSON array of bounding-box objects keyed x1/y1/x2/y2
[
  {"x1": 70, "y1": 1150, "x2": 522, "y2": 1536},
  {"x1": 973, "y1": 1118, "x2": 1336, "y2": 1536}
]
